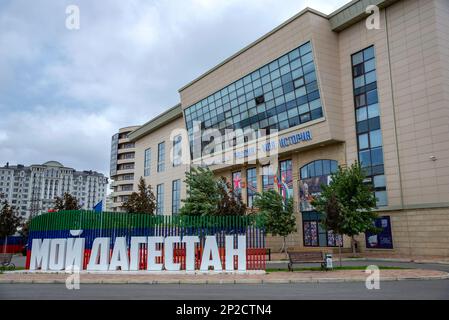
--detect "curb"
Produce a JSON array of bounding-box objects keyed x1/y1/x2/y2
[
  {"x1": 1, "y1": 273, "x2": 448, "y2": 285},
  {"x1": 267, "y1": 258, "x2": 449, "y2": 265}
]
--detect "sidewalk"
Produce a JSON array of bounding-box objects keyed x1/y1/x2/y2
[
  {"x1": 1, "y1": 269, "x2": 447, "y2": 284},
  {"x1": 268, "y1": 252, "x2": 449, "y2": 264}
]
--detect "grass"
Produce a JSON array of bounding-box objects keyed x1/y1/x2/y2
[{"x1": 266, "y1": 266, "x2": 408, "y2": 273}]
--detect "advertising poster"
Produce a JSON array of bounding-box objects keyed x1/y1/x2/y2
[
  {"x1": 365, "y1": 216, "x2": 394, "y2": 249},
  {"x1": 299, "y1": 175, "x2": 331, "y2": 212}
]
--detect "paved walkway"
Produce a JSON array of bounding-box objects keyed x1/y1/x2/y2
[{"x1": 1, "y1": 269, "x2": 447, "y2": 284}]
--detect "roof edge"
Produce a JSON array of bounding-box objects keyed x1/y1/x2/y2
[{"x1": 128, "y1": 104, "x2": 183, "y2": 142}]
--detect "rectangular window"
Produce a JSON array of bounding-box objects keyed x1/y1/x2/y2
[
  {"x1": 156, "y1": 184, "x2": 164, "y2": 215},
  {"x1": 172, "y1": 135, "x2": 182, "y2": 167},
  {"x1": 262, "y1": 165, "x2": 275, "y2": 191},
  {"x1": 144, "y1": 148, "x2": 151, "y2": 176},
  {"x1": 279, "y1": 160, "x2": 293, "y2": 200},
  {"x1": 157, "y1": 142, "x2": 165, "y2": 172},
  {"x1": 246, "y1": 168, "x2": 257, "y2": 208},
  {"x1": 171, "y1": 180, "x2": 181, "y2": 215},
  {"x1": 352, "y1": 46, "x2": 387, "y2": 207},
  {"x1": 232, "y1": 171, "x2": 242, "y2": 198}
]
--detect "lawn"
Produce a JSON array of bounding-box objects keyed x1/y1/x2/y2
[{"x1": 266, "y1": 266, "x2": 408, "y2": 272}]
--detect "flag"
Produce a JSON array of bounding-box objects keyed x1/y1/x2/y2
[{"x1": 93, "y1": 200, "x2": 103, "y2": 213}]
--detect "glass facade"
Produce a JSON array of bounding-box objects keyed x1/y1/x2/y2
[
  {"x1": 156, "y1": 183, "x2": 164, "y2": 215},
  {"x1": 144, "y1": 148, "x2": 151, "y2": 176},
  {"x1": 172, "y1": 179, "x2": 181, "y2": 215},
  {"x1": 184, "y1": 41, "x2": 323, "y2": 158},
  {"x1": 157, "y1": 142, "x2": 165, "y2": 173},
  {"x1": 351, "y1": 46, "x2": 387, "y2": 207},
  {"x1": 246, "y1": 168, "x2": 257, "y2": 208}
]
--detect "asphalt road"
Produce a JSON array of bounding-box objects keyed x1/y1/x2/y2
[
  {"x1": 3, "y1": 257, "x2": 449, "y2": 300},
  {"x1": 1, "y1": 280, "x2": 449, "y2": 300}
]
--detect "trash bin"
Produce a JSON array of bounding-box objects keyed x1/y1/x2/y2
[{"x1": 325, "y1": 253, "x2": 333, "y2": 270}]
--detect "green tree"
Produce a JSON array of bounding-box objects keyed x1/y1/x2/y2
[
  {"x1": 216, "y1": 177, "x2": 247, "y2": 216},
  {"x1": 180, "y1": 167, "x2": 219, "y2": 216},
  {"x1": 254, "y1": 190, "x2": 296, "y2": 253},
  {"x1": 0, "y1": 200, "x2": 23, "y2": 251},
  {"x1": 312, "y1": 162, "x2": 379, "y2": 256},
  {"x1": 53, "y1": 193, "x2": 81, "y2": 211},
  {"x1": 123, "y1": 177, "x2": 156, "y2": 214}
]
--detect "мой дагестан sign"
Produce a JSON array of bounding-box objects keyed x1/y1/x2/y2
[{"x1": 29, "y1": 235, "x2": 247, "y2": 272}]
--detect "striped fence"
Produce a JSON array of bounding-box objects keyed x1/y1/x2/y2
[
  {"x1": 26, "y1": 211, "x2": 266, "y2": 271},
  {"x1": 0, "y1": 236, "x2": 26, "y2": 254}
]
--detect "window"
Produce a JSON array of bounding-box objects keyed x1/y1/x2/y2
[
  {"x1": 262, "y1": 165, "x2": 275, "y2": 191},
  {"x1": 303, "y1": 212, "x2": 342, "y2": 247},
  {"x1": 279, "y1": 160, "x2": 293, "y2": 200},
  {"x1": 246, "y1": 168, "x2": 257, "y2": 208},
  {"x1": 184, "y1": 41, "x2": 323, "y2": 159},
  {"x1": 156, "y1": 184, "x2": 164, "y2": 215},
  {"x1": 172, "y1": 180, "x2": 181, "y2": 215},
  {"x1": 172, "y1": 135, "x2": 182, "y2": 167},
  {"x1": 144, "y1": 148, "x2": 151, "y2": 176},
  {"x1": 232, "y1": 171, "x2": 242, "y2": 198},
  {"x1": 157, "y1": 142, "x2": 165, "y2": 172},
  {"x1": 300, "y1": 160, "x2": 341, "y2": 247},
  {"x1": 352, "y1": 46, "x2": 387, "y2": 207}
]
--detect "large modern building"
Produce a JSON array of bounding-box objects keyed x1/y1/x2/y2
[
  {"x1": 109, "y1": 126, "x2": 140, "y2": 212},
  {"x1": 0, "y1": 161, "x2": 108, "y2": 218},
  {"x1": 120, "y1": 0, "x2": 449, "y2": 257}
]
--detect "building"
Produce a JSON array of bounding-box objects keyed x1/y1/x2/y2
[
  {"x1": 0, "y1": 161, "x2": 108, "y2": 218},
  {"x1": 109, "y1": 126, "x2": 140, "y2": 212},
  {"x1": 123, "y1": 0, "x2": 449, "y2": 257}
]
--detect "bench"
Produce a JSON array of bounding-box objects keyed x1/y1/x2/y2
[
  {"x1": 287, "y1": 251, "x2": 326, "y2": 271},
  {"x1": 0, "y1": 253, "x2": 15, "y2": 271}
]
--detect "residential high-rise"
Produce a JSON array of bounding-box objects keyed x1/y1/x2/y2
[
  {"x1": 0, "y1": 161, "x2": 108, "y2": 219},
  {"x1": 109, "y1": 126, "x2": 140, "y2": 212}
]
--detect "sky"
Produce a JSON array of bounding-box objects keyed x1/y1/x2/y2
[{"x1": 0, "y1": 0, "x2": 350, "y2": 176}]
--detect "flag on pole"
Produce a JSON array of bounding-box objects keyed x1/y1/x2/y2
[{"x1": 93, "y1": 200, "x2": 103, "y2": 213}]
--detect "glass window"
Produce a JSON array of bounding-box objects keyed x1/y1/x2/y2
[
  {"x1": 144, "y1": 148, "x2": 151, "y2": 176},
  {"x1": 370, "y1": 130, "x2": 383, "y2": 148},
  {"x1": 232, "y1": 171, "x2": 242, "y2": 198},
  {"x1": 262, "y1": 165, "x2": 275, "y2": 191},
  {"x1": 172, "y1": 135, "x2": 182, "y2": 167},
  {"x1": 358, "y1": 134, "x2": 369, "y2": 150},
  {"x1": 247, "y1": 168, "x2": 257, "y2": 208},
  {"x1": 368, "y1": 103, "x2": 379, "y2": 118},
  {"x1": 172, "y1": 180, "x2": 181, "y2": 215},
  {"x1": 156, "y1": 184, "x2": 164, "y2": 215},
  {"x1": 279, "y1": 160, "x2": 293, "y2": 200},
  {"x1": 157, "y1": 142, "x2": 165, "y2": 172},
  {"x1": 184, "y1": 41, "x2": 323, "y2": 160}
]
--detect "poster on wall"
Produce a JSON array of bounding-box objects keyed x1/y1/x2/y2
[
  {"x1": 299, "y1": 175, "x2": 331, "y2": 212},
  {"x1": 365, "y1": 216, "x2": 394, "y2": 249}
]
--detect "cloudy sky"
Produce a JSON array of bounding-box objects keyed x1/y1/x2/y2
[{"x1": 0, "y1": 0, "x2": 349, "y2": 176}]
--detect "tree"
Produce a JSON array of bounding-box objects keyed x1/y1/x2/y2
[
  {"x1": 0, "y1": 200, "x2": 23, "y2": 252},
  {"x1": 216, "y1": 177, "x2": 247, "y2": 216},
  {"x1": 123, "y1": 177, "x2": 156, "y2": 214},
  {"x1": 254, "y1": 190, "x2": 296, "y2": 253},
  {"x1": 180, "y1": 167, "x2": 220, "y2": 216},
  {"x1": 312, "y1": 162, "x2": 379, "y2": 256},
  {"x1": 53, "y1": 193, "x2": 81, "y2": 211}
]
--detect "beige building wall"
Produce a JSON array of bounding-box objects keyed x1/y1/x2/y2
[{"x1": 133, "y1": 116, "x2": 188, "y2": 216}]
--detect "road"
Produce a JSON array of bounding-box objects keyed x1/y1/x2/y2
[
  {"x1": 3, "y1": 257, "x2": 449, "y2": 300},
  {"x1": 1, "y1": 280, "x2": 449, "y2": 300}
]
